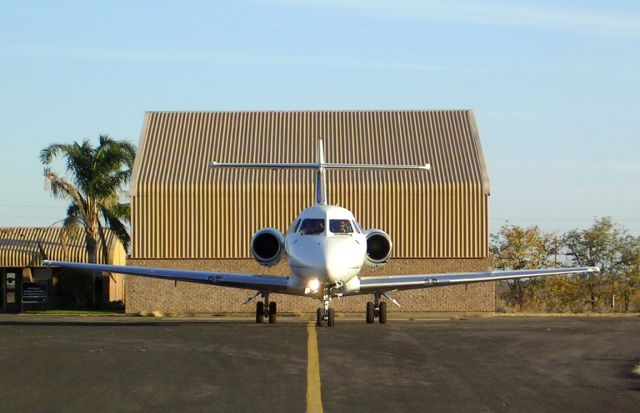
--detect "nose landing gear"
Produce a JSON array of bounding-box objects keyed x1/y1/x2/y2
[{"x1": 316, "y1": 294, "x2": 335, "y2": 327}]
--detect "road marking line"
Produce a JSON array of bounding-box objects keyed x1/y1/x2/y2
[{"x1": 306, "y1": 321, "x2": 323, "y2": 413}]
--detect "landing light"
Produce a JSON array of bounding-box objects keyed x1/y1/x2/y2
[{"x1": 305, "y1": 278, "x2": 321, "y2": 294}]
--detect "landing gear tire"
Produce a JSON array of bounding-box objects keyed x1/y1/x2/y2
[
  {"x1": 316, "y1": 308, "x2": 323, "y2": 326},
  {"x1": 256, "y1": 301, "x2": 265, "y2": 323},
  {"x1": 327, "y1": 308, "x2": 335, "y2": 327},
  {"x1": 379, "y1": 301, "x2": 387, "y2": 324},
  {"x1": 366, "y1": 301, "x2": 375, "y2": 324},
  {"x1": 268, "y1": 302, "x2": 277, "y2": 324}
]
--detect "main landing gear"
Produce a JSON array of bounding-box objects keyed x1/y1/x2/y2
[
  {"x1": 366, "y1": 293, "x2": 387, "y2": 324},
  {"x1": 255, "y1": 293, "x2": 277, "y2": 324},
  {"x1": 316, "y1": 294, "x2": 335, "y2": 327}
]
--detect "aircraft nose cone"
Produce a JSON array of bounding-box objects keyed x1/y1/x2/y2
[
  {"x1": 324, "y1": 240, "x2": 364, "y2": 282},
  {"x1": 288, "y1": 235, "x2": 365, "y2": 283},
  {"x1": 288, "y1": 238, "x2": 329, "y2": 278}
]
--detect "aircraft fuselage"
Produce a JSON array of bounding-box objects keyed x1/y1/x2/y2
[{"x1": 285, "y1": 204, "x2": 366, "y2": 296}]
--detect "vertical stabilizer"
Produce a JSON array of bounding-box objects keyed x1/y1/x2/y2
[{"x1": 316, "y1": 139, "x2": 327, "y2": 205}]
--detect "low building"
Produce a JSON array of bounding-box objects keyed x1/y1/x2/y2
[
  {"x1": 0, "y1": 227, "x2": 126, "y2": 312},
  {"x1": 126, "y1": 110, "x2": 493, "y2": 314}
]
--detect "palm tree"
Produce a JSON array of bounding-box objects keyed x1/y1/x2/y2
[{"x1": 40, "y1": 135, "x2": 136, "y2": 303}]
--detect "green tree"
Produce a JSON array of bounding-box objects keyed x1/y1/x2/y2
[
  {"x1": 491, "y1": 224, "x2": 557, "y2": 310},
  {"x1": 40, "y1": 136, "x2": 135, "y2": 303},
  {"x1": 616, "y1": 235, "x2": 640, "y2": 311},
  {"x1": 563, "y1": 217, "x2": 629, "y2": 311}
]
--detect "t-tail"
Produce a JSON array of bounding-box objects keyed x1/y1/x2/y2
[{"x1": 209, "y1": 139, "x2": 431, "y2": 205}]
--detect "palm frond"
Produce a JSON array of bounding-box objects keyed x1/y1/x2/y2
[
  {"x1": 39, "y1": 143, "x2": 75, "y2": 165},
  {"x1": 100, "y1": 205, "x2": 131, "y2": 251},
  {"x1": 45, "y1": 171, "x2": 87, "y2": 207}
]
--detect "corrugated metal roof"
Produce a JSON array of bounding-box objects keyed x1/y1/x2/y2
[
  {"x1": 131, "y1": 110, "x2": 490, "y2": 259},
  {"x1": 0, "y1": 227, "x2": 122, "y2": 267}
]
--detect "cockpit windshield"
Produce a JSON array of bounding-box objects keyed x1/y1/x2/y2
[
  {"x1": 329, "y1": 219, "x2": 354, "y2": 234},
  {"x1": 299, "y1": 219, "x2": 325, "y2": 235}
]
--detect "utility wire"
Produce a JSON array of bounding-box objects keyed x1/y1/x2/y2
[{"x1": 0, "y1": 203, "x2": 65, "y2": 209}]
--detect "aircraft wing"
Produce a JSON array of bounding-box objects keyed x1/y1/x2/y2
[
  {"x1": 357, "y1": 266, "x2": 599, "y2": 294},
  {"x1": 43, "y1": 260, "x2": 290, "y2": 292}
]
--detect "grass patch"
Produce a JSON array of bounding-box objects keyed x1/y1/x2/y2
[
  {"x1": 495, "y1": 312, "x2": 640, "y2": 318},
  {"x1": 24, "y1": 309, "x2": 125, "y2": 316}
]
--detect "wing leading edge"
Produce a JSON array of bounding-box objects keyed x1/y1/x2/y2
[
  {"x1": 44, "y1": 261, "x2": 599, "y2": 298},
  {"x1": 357, "y1": 267, "x2": 600, "y2": 294},
  {"x1": 42, "y1": 260, "x2": 290, "y2": 293}
]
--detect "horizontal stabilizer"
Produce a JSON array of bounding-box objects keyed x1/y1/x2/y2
[
  {"x1": 210, "y1": 161, "x2": 430, "y2": 170},
  {"x1": 210, "y1": 138, "x2": 430, "y2": 204}
]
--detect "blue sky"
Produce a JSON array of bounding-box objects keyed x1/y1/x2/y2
[{"x1": 1, "y1": 0, "x2": 638, "y2": 235}]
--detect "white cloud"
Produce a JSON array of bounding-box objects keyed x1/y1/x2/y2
[
  {"x1": 0, "y1": 45, "x2": 481, "y2": 72},
  {"x1": 271, "y1": 0, "x2": 640, "y2": 40},
  {"x1": 491, "y1": 160, "x2": 640, "y2": 173}
]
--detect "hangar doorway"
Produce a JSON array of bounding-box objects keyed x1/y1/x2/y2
[{"x1": 1, "y1": 269, "x2": 21, "y2": 312}]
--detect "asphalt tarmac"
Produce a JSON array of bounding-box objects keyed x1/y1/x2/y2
[{"x1": 1, "y1": 315, "x2": 639, "y2": 413}]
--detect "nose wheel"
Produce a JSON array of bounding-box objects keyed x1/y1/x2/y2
[
  {"x1": 316, "y1": 307, "x2": 335, "y2": 326},
  {"x1": 316, "y1": 295, "x2": 335, "y2": 327}
]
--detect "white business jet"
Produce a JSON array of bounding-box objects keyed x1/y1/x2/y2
[{"x1": 44, "y1": 140, "x2": 598, "y2": 326}]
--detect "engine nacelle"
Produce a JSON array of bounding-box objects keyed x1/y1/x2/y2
[
  {"x1": 364, "y1": 229, "x2": 392, "y2": 268},
  {"x1": 251, "y1": 228, "x2": 286, "y2": 267}
]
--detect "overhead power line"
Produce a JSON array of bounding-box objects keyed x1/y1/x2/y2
[
  {"x1": 0, "y1": 203, "x2": 65, "y2": 209},
  {"x1": 0, "y1": 215, "x2": 62, "y2": 220}
]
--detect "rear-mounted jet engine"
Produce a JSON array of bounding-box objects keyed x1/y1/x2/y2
[
  {"x1": 364, "y1": 229, "x2": 392, "y2": 268},
  {"x1": 251, "y1": 228, "x2": 286, "y2": 266}
]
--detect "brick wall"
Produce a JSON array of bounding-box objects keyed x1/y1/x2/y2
[{"x1": 125, "y1": 258, "x2": 495, "y2": 314}]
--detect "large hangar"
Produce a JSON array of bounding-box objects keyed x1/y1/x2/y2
[{"x1": 126, "y1": 110, "x2": 493, "y2": 314}]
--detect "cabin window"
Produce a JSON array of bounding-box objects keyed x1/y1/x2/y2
[
  {"x1": 299, "y1": 219, "x2": 325, "y2": 235},
  {"x1": 329, "y1": 219, "x2": 354, "y2": 234}
]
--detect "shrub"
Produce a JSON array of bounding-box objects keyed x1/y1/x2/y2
[{"x1": 54, "y1": 269, "x2": 94, "y2": 308}]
